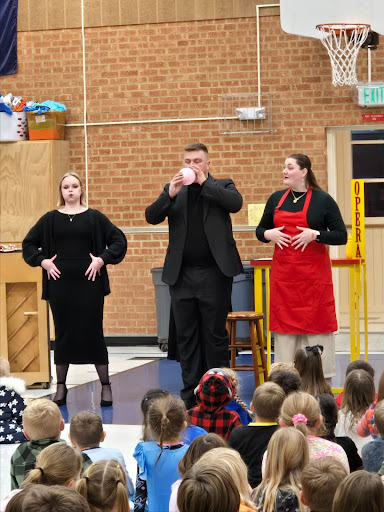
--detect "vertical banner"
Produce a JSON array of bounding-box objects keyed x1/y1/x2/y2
[
  {"x1": 351, "y1": 179, "x2": 365, "y2": 259},
  {"x1": 0, "y1": 0, "x2": 18, "y2": 76}
]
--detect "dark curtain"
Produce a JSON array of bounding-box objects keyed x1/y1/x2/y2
[{"x1": 0, "y1": 0, "x2": 18, "y2": 76}]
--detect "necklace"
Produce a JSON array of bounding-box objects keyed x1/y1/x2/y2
[
  {"x1": 67, "y1": 213, "x2": 77, "y2": 222},
  {"x1": 291, "y1": 189, "x2": 307, "y2": 203}
]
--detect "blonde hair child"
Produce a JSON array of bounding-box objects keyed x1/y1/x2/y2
[
  {"x1": 220, "y1": 368, "x2": 253, "y2": 423},
  {"x1": 76, "y1": 460, "x2": 129, "y2": 512},
  {"x1": 252, "y1": 428, "x2": 308, "y2": 512},
  {"x1": 332, "y1": 471, "x2": 384, "y2": 512}
]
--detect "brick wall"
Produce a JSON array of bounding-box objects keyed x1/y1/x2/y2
[{"x1": 2, "y1": 16, "x2": 383, "y2": 336}]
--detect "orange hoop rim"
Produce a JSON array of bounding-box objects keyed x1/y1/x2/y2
[{"x1": 316, "y1": 23, "x2": 371, "y2": 35}]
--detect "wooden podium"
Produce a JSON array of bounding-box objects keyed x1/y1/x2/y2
[{"x1": 0, "y1": 253, "x2": 50, "y2": 387}]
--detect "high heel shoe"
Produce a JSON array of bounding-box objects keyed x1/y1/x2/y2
[
  {"x1": 100, "y1": 382, "x2": 113, "y2": 407},
  {"x1": 52, "y1": 382, "x2": 68, "y2": 406}
]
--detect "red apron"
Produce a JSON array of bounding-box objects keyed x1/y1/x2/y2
[{"x1": 270, "y1": 188, "x2": 337, "y2": 334}]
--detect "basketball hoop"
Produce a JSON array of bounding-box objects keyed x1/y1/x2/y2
[{"x1": 316, "y1": 24, "x2": 370, "y2": 86}]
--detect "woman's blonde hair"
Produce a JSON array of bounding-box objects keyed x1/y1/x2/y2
[
  {"x1": 197, "y1": 447, "x2": 255, "y2": 508},
  {"x1": 76, "y1": 460, "x2": 129, "y2": 512},
  {"x1": 280, "y1": 391, "x2": 321, "y2": 436},
  {"x1": 252, "y1": 427, "x2": 309, "y2": 512},
  {"x1": 57, "y1": 172, "x2": 87, "y2": 207},
  {"x1": 22, "y1": 443, "x2": 81, "y2": 488},
  {"x1": 340, "y1": 369, "x2": 375, "y2": 431}
]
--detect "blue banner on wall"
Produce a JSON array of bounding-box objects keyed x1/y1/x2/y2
[{"x1": 0, "y1": 0, "x2": 18, "y2": 76}]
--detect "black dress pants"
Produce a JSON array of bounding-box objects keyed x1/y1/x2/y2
[{"x1": 169, "y1": 265, "x2": 232, "y2": 405}]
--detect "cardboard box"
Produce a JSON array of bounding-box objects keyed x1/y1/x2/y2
[
  {"x1": 0, "y1": 112, "x2": 28, "y2": 141},
  {"x1": 27, "y1": 111, "x2": 66, "y2": 140}
]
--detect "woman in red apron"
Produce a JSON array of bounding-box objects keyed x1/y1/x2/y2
[{"x1": 256, "y1": 154, "x2": 347, "y2": 377}]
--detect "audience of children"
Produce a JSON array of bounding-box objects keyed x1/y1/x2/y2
[
  {"x1": 10, "y1": 399, "x2": 65, "y2": 489},
  {"x1": 187, "y1": 369, "x2": 242, "y2": 439},
  {"x1": 0, "y1": 358, "x2": 27, "y2": 444},
  {"x1": 316, "y1": 393, "x2": 362, "y2": 471},
  {"x1": 133, "y1": 394, "x2": 189, "y2": 512},
  {"x1": 228, "y1": 382, "x2": 285, "y2": 488},
  {"x1": 293, "y1": 346, "x2": 333, "y2": 396},
  {"x1": 217, "y1": 368, "x2": 253, "y2": 425},
  {"x1": 334, "y1": 369, "x2": 375, "y2": 452},
  {"x1": 332, "y1": 470, "x2": 384, "y2": 512},
  {"x1": 357, "y1": 370, "x2": 384, "y2": 441},
  {"x1": 278, "y1": 391, "x2": 350, "y2": 472},
  {"x1": 253, "y1": 427, "x2": 309, "y2": 512},
  {"x1": 335, "y1": 360, "x2": 376, "y2": 409},
  {"x1": 69, "y1": 410, "x2": 134, "y2": 500},
  {"x1": 361, "y1": 399, "x2": 384, "y2": 472},
  {"x1": 76, "y1": 460, "x2": 130, "y2": 512},
  {"x1": 169, "y1": 433, "x2": 227, "y2": 512},
  {"x1": 300, "y1": 457, "x2": 347, "y2": 512}
]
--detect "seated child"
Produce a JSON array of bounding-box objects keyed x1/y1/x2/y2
[
  {"x1": 268, "y1": 364, "x2": 302, "y2": 396},
  {"x1": 228, "y1": 382, "x2": 285, "y2": 487},
  {"x1": 361, "y1": 399, "x2": 384, "y2": 473},
  {"x1": 218, "y1": 368, "x2": 253, "y2": 425},
  {"x1": 188, "y1": 369, "x2": 242, "y2": 439},
  {"x1": 6, "y1": 485, "x2": 90, "y2": 512},
  {"x1": 76, "y1": 460, "x2": 129, "y2": 512},
  {"x1": 357, "y1": 370, "x2": 384, "y2": 441},
  {"x1": 300, "y1": 457, "x2": 347, "y2": 512},
  {"x1": 133, "y1": 395, "x2": 189, "y2": 512},
  {"x1": 69, "y1": 410, "x2": 134, "y2": 500},
  {"x1": 293, "y1": 346, "x2": 332, "y2": 396},
  {"x1": 335, "y1": 360, "x2": 376, "y2": 409},
  {"x1": 0, "y1": 357, "x2": 27, "y2": 444},
  {"x1": 252, "y1": 428, "x2": 308, "y2": 512},
  {"x1": 10, "y1": 398, "x2": 65, "y2": 489},
  {"x1": 332, "y1": 471, "x2": 384, "y2": 512}
]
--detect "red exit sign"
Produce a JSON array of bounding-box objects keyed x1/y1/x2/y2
[{"x1": 362, "y1": 113, "x2": 384, "y2": 122}]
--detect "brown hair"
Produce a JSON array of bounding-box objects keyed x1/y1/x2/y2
[
  {"x1": 332, "y1": 471, "x2": 384, "y2": 512},
  {"x1": 268, "y1": 370, "x2": 302, "y2": 396},
  {"x1": 177, "y1": 433, "x2": 227, "y2": 477},
  {"x1": 378, "y1": 371, "x2": 384, "y2": 402},
  {"x1": 23, "y1": 443, "x2": 81, "y2": 487},
  {"x1": 21, "y1": 485, "x2": 90, "y2": 512},
  {"x1": 252, "y1": 427, "x2": 308, "y2": 512},
  {"x1": 280, "y1": 391, "x2": 321, "y2": 436},
  {"x1": 146, "y1": 395, "x2": 186, "y2": 464},
  {"x1": 0, "y1": 357, "x2": 10, "y2": 377},
  {"x1": 374, "y1": 400, "x2": 384, "y2": 437},
  {"x1": 22, "y1": 399, "x2": 62, "y2": 441},
  {"x1": 70, "y1": 411, "x2": 103, "y2": 448},
  {"x1": 294, "y1": 347, "x2": 332, "y2": 396},
  {"x1": 57, "y1": 172, "x2": 87, "y2": 207},
  {"x1": 268, "y1": 362, "x2": 300, "y2": 376},
  {"x1": 288, "y1": 154, "x2": 321, "y2": 190},
  {"x1": 345, "y1": 359, "x2": 375, "y2": 378},
  {"x1": 184, "y1": 142, "x2": 209, "y2": 155},
  {"x1": 340, "y1": 369, "x2": 375, "y2": 431},
  {"x1": 76, "y1": 460, "x2": 129, "y2": 512},
  {"x1": 177, "y1": 460, "x2": 240, "y2": 512},
  {"x1": 140, "y1": 388, "x2": 170, "y2": 441},
  {"x1": 301, "y1": 457, "x2": 347, "y2": 512},
  {"x1": 252, "y1": 382, "x2": 285, "y2": 421}
]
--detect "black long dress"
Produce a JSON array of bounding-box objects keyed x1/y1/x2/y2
[{"x1": 49, "y1": 210, "x2": 108, "y2": 365}]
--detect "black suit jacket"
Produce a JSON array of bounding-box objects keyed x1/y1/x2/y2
[{"x1": 145, "y1": 174, "x2": 244, "y2": 285}]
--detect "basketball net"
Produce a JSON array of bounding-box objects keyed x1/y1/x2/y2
[{"x1": 316, "y1": 24, "x2": 370, "y2": 86}]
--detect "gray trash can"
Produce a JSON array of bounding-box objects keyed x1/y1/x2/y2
[
  {"x1": 231, "y1": 264, "x2": 255, "y2": 340},
  {"x1": 151, "y1": 267, "x2": 171, "y2": 351}
]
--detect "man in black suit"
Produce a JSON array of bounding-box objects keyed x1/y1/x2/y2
[{"x1": 146, "y1": 143, "x2": 243, "y2": 408}]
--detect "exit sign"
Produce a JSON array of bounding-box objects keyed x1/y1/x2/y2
[{"x1": 352, "y1": 83, "x2": 384, "y2": 107}]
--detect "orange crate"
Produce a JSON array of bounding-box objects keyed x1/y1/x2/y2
[{"x1": 27, "y1": 111, "x2": 66, "y2": 140}]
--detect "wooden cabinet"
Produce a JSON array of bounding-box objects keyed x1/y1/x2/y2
[
  {"x1": 0, "y1": 140, "x2": 69, "y2": 243},
  {"x1": 0, "y1": 253, "x2": 50, "y2": 387}
]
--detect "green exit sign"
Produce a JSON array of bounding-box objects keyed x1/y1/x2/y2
[{"x1": 353, "y1": 83, "x2": 384, "y2": 107}]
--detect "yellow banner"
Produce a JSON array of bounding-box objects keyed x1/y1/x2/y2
[{"x1": 351, "y1": 180, "x2": 365, "y2": 259}]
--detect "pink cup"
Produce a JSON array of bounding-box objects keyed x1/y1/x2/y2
[{"x1": 180, "y1": 167, "x2": 196, "y2": 186}]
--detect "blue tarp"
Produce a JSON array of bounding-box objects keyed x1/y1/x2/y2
[{"x1": 0, "y1": 0, "x2": 18, "y2": 76}]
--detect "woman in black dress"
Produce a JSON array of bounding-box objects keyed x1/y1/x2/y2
[{"x1": 23, "y1": 172, "x2": 127, "y2": 406}]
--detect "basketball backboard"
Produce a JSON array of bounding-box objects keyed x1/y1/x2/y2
[{"x1": 280, "y1": 0, "x2": 384, "y2": 39}]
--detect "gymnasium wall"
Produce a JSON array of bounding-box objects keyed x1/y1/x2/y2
[{"x1": 3, "y1": 3, "x2": 383, "y2": 337}]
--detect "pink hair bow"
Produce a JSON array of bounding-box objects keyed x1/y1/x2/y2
[{"x1": 292, "y1": 413, "x2": 308, "y2": 426}]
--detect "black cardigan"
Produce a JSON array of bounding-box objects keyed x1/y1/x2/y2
[{"x1": 22, "y1": 209, "x2": 127, "y2": 299}]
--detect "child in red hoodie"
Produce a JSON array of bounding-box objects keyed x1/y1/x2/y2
[{"x1": 187, "y1": 369, "x2": 242, "y2": 440}]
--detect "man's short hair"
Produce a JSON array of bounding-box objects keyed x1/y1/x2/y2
[
  {"x1": 184, "y1": 142, "x2": 209, "y2": 155},
  {"x1": 252, "y1": 382, "x2": 285, "y2": 421},
  {"x1": 346, "y1": 359, "x2": 375, "y2": 378},
  {"x1": 301, "y1": 457, "x2": 347, "y2": 512},
  {"x1": 70, "y1": 411, "x2": 103, "y2": 448},
  {"x1": 374, "y1": 400, "x2": 384, "y2": 437},
  {"x1": 22, "y1": 399, "x2": 62, "y2": 441},
  {"x1": 268, "y1": 370, "x2": 302, "y2": 396}
]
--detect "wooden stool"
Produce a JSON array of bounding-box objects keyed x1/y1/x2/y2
[{"x1": 226, "y1": 311, "x2": 268, "y2": 387}]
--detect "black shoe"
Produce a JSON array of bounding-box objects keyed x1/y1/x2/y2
[
  {"x1": 53, "y1": 382, "x2": 68, "y2": 406},
  {"x1": 100, "y1": 382, "x2": 113, "y2": 407}
]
